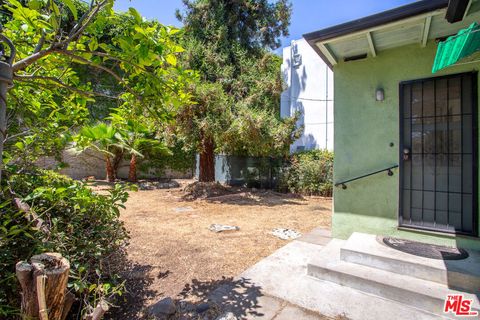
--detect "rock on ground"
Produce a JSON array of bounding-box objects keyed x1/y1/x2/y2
[
  {"x1": 138, "y1": 180, "x2": 180, "y2": 190},
  {"x1": 271, "y1": 228, "x2": 302, "y2": 240},
  {"x1": 195, "y1": 302, "x2": 210, "y2": 313},
  {"x1": 209, "y1": 224, "x2": 240, "y2": 233},
  {"x1": 150, "y1": 297, "x2": 176, "y2": 317}
]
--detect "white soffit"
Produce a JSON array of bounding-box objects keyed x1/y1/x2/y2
[{"x1": 315, "y1": 6, "x2": 480, "y2": 64}]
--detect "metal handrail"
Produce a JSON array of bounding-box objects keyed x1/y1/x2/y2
[{"x1": 334, "y1": 164, "x2": 399, "y2": 189}]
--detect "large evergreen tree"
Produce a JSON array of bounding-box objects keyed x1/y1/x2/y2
[{"x1": 176, "y1": 0, "x2": 299, "y2": 182}]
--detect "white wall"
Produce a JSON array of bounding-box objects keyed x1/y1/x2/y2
[{"x1": 281, "y1": 38, "x2": 334, "y2": 152}]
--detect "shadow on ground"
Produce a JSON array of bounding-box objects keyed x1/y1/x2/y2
[
  {"x1": 205, "y1": 191, "x2": 307, "y2": 207},
  {"x1": 106, "y1": 263, "x2": 160, "y2": 319},
  {"x1": 109, "y1": 275, "x2": 265, "y2": 319},
  {"x1": 179, "y1": 277, "x2": 264, "y2": 318}
]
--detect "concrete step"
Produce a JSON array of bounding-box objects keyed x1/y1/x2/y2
[
  {"x1": 307, "y1": 239, "x2": 480, "y2": 318},
  {"x1": 340, "y1": 232, "x2": 480, "y2": 293}
]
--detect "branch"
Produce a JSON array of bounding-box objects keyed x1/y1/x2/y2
[
  {"x1": 11, "y1": 0, "x2": 107, "y2": 71},
  {"x1": 52, "y1": 50, "x2": 139, "y2": 98},
  {"x1": 71, "y1": 50, "x2": 150, "y2": 73},
  {"x1": 33, "y1": 31, "x2": 46, "y2": 54},
  {"x1": 13, "y1": 75, "x2": 121, "y2": 100},
  {"x1": 65, "y1": 0, "x2": 108, "y2": 48},
  {"x1": 12, "y1": 48, "x2": 53, "y2": 72},
  {"x1": 65, "y1": 50, "x2": 183, "y2": 97},
  {"x1": 85, "y1": 300, "x2": 109, "y2": 320},
  {"x1": 67, "y1": 0, "x2": 95, "y2": 39},
  {"x1": 43, "y1": 50, "x2": 177, "y2": 126},
  {"x1": 4, "y1": 129, "x2": 32, "y2": 143}
]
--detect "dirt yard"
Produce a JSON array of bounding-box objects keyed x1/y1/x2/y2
[{"x1": 108, "y1": 180, "x2": 332, "y2": 318}]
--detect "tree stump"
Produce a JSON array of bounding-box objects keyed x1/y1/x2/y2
[
  {"x1": 16, "y1": 252, "x2": 72, "y2": 320},
  {"x1": 85, "y1": 300, "x2": 109, "y2": 320}
]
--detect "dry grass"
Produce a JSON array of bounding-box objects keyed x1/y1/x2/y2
[{"x1": 108, "y1": 180, "x2": 332, "y2": 318}]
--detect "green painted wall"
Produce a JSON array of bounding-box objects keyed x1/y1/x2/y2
[{"x1": 333, "y1": 40, "x2": 480, "y2": 250}]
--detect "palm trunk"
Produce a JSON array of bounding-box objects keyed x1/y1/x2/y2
[
  {"x1": 128, "y1": 153, "x2": 137, "y2": 182},
  {"x1": 112, "y1": 148, "x2": 124, "y2": 178},
  {"x1": 105, "y1": 155, "x2": 115, "y2": 182},
  {"x1": 199, "y1": 136, "x2": 215, "y2": 182}
]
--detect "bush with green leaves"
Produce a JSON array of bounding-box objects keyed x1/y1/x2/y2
[
  {"x1": 139, "y1": 137, "x2": 195, "y2": 177},
  {"x1": 279, "y1": 150, "x2": 334, "y2": 196},
  {"x1": 0, "y1": 169, "x2": 133, "y2": 318}
]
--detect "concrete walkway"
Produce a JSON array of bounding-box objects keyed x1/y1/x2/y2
[
  {"x1": 208, "y1": 227, "x2": 444, "y2": 320},
  {"x1": 208, "y1": 228, "x2": 335, "y2": 319}
]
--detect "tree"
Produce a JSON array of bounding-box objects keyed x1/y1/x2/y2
[
  {"x1": 109, "y1": 110, "x2": 170, "y2": 182},
  {"x1": 175, "y1": 0, "x2": 295, "y2": 182},
  {"x1": 177, "y1": 0, "x2": 291, "y2": 53},
  {"x1": 222, "y1": 49, "x2": 303, "y2": 156},
  {"x1": 0, "y1": 1, "x2": 192, "y2": 317},
  {"x1": 176, "y1": 82, "x2": 232, "y2": 182},
  {"x1": 76, "y1": 123, "x2": 120, "y2": 182},
  {"x1": 0, "y1": 0, "x2": 191, "y2": 183}
]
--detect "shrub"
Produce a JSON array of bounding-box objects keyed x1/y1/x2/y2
[
  {"x1": 139, "y1": 138, "x2": 195, "y2": 177},
  {"x1": 279, "y1": 149, "x2": 334, "y2": 196},
  {"x1": 0, "y1": 169, "x2": 132, "y2": 319}
]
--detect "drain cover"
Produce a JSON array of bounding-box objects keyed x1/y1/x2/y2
[{"x1": 380, "y1": 237, "x2": 469, "y2": 260}]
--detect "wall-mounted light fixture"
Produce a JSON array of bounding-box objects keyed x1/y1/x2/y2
[{"x1": 376, "y1": 88, "x2": 385, "y2": 102}]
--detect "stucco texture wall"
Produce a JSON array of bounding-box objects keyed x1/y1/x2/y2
[
  {"x1": 37, "y1": 148, "x2": 193, "y2": 180},
  {"x1": 333, "y1": 40, "x2": 480, "y2": 250},
  {"x1": 281, "y1": 39, "x2": 334, "y2": 151}
]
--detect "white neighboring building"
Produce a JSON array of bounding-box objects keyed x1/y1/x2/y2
[{"x1": 281, "y1": 38, "x2": 334, "y2": 152}]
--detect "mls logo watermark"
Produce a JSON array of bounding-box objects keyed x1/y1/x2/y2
[{"x1": 444, "y1": 294, "x2": 478, "y2": 317}]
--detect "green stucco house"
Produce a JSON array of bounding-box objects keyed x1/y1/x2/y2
[{"x1": 304, "y1": 0, "x2": 480, "y2": 250}]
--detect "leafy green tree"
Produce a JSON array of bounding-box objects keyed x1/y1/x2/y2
[
  {"x1": 0, "y1": 0, "x2": 191, "y2": 183},
  {"x1": 176, "y1": 82, "x2": 232, "y2": 181},
  {"x1": 0, "y1": 1, "x2": 192, "y2": 317},
  {"x1": 176, "y1": 0, "x2": 297, "y2": 182},
  {"x1": 222, "y1": 105, "x2": 301, "y2": 157}
]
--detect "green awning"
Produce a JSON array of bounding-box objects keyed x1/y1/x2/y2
[{"x1": 432, "y1": 22, "x2": 480, "y2": 73}]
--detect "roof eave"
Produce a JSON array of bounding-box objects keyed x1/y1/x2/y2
[{"x1": 303, "y1": 0, "x2": 449, "y2": 44}]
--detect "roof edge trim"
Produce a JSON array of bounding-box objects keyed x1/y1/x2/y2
[{"x1": 303, "y1": 0, "x2": 449, "y2": 43}]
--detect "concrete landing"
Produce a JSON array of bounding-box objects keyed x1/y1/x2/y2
[
  {"x1": 341, "y1": 232, "x2": 480, "y2": 292},
  {"x1": 210, "y1": 239, "x2": 444, "y2": 319},
  {"x1": 297, "y1": 227, "x2": 332, "y2": 246},
  {"x1": 208, "y1": 287, "x2": 330, "y2": 320}
]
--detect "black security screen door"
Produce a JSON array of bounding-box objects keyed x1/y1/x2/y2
[{"x1": 399, "y1": 72, "x2": 477, "y2": 236}]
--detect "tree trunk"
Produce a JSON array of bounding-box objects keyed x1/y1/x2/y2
[
  {"x1": 0, "y1": 59, "x2": 13, "y2": 185},
  {"x1": 16, "y1": 253, "x2": 73, "y2": 320},
  {"x1": 112, "y1": 148, "x2": 124, "y2": 178},
  {"x1": 0, "y1": 81, "x2": 7, "y2": 186},
  {"x1": 85, "y1": 300, "x2": 109, "y2": 320},
  {"x1": 199, "y1": 136, "x2": 215, "y2": 182},
  {"x1": 128, "y1": 153, "x2": 137, "y2": 182},
  {"x1": 105, "y1": 155, "x2": 115, "y2": 182}
]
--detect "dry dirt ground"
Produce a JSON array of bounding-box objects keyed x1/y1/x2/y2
[{"x1": 107, "y1": 180, "x2": 332, "y2": 319}]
